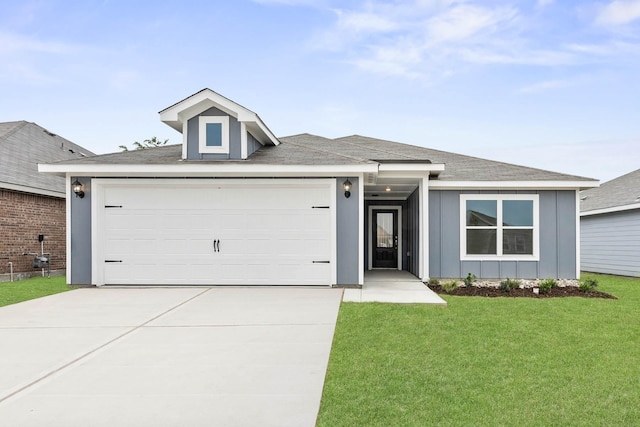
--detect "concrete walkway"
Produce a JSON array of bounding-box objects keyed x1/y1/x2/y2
[
  {"x1": 0, "y1": 287, "x2": 343, "y2": 427},
  {"x1": 343, "y1": 270, "x2": 447, "y2": 304}
]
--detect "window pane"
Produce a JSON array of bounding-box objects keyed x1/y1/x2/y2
[
  {"x1": 503, "y1": 200, "x2": 533, "y2": 226},
  {"x1": 467, "y1": 229, "x2": 497, "y2": 254},
  {"x1": 466, "y1": 200, "x2": 497, "y2": 226},
  {"x1": 503, "y1": 229, "x2": 533, "y2": 254},
  {"x1": 376, "y1": 213, "x2": 394, "y2": 248},
  {"x1": 206, "y1": 123, "x2": 223, "y2": 147}
]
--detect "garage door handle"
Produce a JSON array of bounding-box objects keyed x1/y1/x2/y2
[
  {"x1": 313, "y1": 260, "x2": 330, "y2": 263},
  {"x1": 213, "y1": 240, "x2": 220, "y2": 252},
  {"x1": 105, "y1": 260, "x2": 122, "y2": 263}
]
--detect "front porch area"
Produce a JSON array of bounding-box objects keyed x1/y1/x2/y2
[{"x1": 343, "y1": 270, "x2": 446, "y2": 304}]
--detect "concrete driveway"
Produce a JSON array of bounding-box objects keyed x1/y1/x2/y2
[{"x1": 0, "y1": 287, "x2": 343, "y2": 427}]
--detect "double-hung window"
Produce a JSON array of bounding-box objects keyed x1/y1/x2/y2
[{"x1": 460, "y1": 194, "x2": 539, "y2": 260}]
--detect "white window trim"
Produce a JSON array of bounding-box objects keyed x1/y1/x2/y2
[
  {"x1": 198, "y1": 116, "x2": 229, "y2": 154},
  {"x1": 460, "y1": 194, "x2": 539, "y2": 261}
]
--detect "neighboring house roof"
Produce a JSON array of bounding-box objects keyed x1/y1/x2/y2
[
  {"x1": 0, "y1": 121, "x2": 95, "y2": 197},
  {"x1": 581, "y1": 168, "x2": 640, "y2": 215},
  {"x1": 44, "y1": 132, "x2": 594, "y2": 185}
]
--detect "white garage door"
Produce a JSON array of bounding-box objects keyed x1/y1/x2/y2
[{"x1": 96, "y1": 180, "x2": 333, "y2": 286}]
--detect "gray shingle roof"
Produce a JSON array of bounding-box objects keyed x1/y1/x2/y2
[
  {"x1": 581, "y1": 168, "x2": 640, "y2": 212},
  {"x1": 0, "y1": 121, "x2": 95, "y2": 196},
  {"x1": 287, "y1": 134, "x2": 592, "y2": 181},
  {"x1": 45, "y1": 132, "x2": 593, "y2": 182}
]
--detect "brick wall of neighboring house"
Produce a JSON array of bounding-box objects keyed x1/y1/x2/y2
[{"x1": 0, "y1": 189, "x2": 66, "y2": 275}]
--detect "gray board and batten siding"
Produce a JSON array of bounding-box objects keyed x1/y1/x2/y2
[
  {"x1": 68, "y1": 177, "x2": 360, "y2": 286},
  {"x1": 429, "y1": 190, "x2": 578, "y2": 279},
  {"x1": 581, "y1": 209, "x2": 640, "y2": 277},
  {"x1": 186, "y1": 107, "x2": 261, "y2": 160},
  {"x1": 336, "y1": 177, "x2": 360, "y2": 285},
  {"x1": 70, "y1": 177, "x2": 92, "y2": 284}
]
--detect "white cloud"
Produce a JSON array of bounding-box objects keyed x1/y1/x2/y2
[
  {"x1": 596, "y1": 0, "x2": 640, "y2": 26},
  {"x1": 305, "y1": 0, "x2": 640, "y2": 81},
  {"x1": 516, "y1": 79, "x2": 571, "y2": 94},
  {"x1": 426, "y1": 5, "x2": 517, "y2": 44},
  {"x1": 0, "y1": 32, "x2": 79, "y2": 55},
  {"x1": 336, "y1": 9, "x2": 399, "y2": 32}
]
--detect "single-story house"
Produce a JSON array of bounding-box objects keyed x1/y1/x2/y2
[
  {"x1": 40, "y1": 89, "x2": 598, "y2": 286},
  {"x1": 580, "y1": 168, "x2": 640, "y2": 277},
  {"x1": 1, "y1": 121, "x2": 94, "y2": 281}
]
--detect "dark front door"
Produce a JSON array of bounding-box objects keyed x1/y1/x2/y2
[{"x1": 373, "y1": 210, "x2": 398, "y2": 268}]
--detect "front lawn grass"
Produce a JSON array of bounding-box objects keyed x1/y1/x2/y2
[
  {"x1": 318, "y1": 273, "x2": 640, "y2": 426},
  {"x1": 0, "y1": 276, "x2": 71, "y2": 307}
]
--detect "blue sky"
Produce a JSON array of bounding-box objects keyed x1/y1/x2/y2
[{"x1": 1, "y1": 0, "x2": 639, "y2": 182}]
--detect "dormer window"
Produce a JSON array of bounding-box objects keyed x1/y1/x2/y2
[{"x1": 199, "y1": 116, "x2": 229, "y2": 154}]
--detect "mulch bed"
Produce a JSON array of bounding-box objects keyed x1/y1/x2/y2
[{"x1": 428, "y1": 285, "x2": 616, "y2": 299}]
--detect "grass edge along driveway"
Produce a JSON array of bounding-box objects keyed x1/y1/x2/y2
[
  {"x1": 0, "y1": 276, "x2": 70, "y2": 307},
  {"x1": 317, "y1": 273, "x2": 640, "y2": 426}
]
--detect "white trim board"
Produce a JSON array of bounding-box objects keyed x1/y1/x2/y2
[
  {"x1": 39, "y1": 163, "x2": 380, "y2": 176},
  {"x1": 368, "y1": 205, "x2": 403, "y2": 271}
]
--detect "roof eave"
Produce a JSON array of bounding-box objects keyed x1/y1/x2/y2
[
  {"x1": 581, "y1": 202, "x2": 640, "y2": 216},
  {"x1": 429, "y1": 180, "x2": 600, "y2": 190},
  {"x1": 38, "y1": 163, "x2": 379, "y2": 177}
]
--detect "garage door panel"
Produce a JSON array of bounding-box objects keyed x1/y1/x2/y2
[{"x1": 99, "y1": 181, "x2": 333, "y2": 286}]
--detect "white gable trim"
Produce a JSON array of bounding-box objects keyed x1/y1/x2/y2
[
  {"x1": 240, "y1": 122, "x2": 248, "y2": 159},
  {"x1": 159, "y1": 88, "x2": 279, "y2": 146}
]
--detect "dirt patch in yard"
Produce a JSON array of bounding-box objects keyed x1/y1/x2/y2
[{"x1": 428, "y1": 285, "x2": 616, "y2": 299}]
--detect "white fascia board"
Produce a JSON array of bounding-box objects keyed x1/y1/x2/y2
[
  {"x1": 378, "y1": 163, "x2": 445, "y2": 173},
  {"x1": 429, "y1": 180, "x2": 600, "y2": 190},
  {"x1": 581, "y1": 203, "x2": 640, "y2": 217},
  {"x1": 0, "y1": 180, "x2": 65, "y2": 198},
  {"x1": 38, "y1": 163, "x2": 379, "y2": 177},
  {"x1": 243, "y1": 119, "x2": 279, "y2": 146}
]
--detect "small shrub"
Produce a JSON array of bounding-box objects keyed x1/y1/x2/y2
[
  {"x1": 442, "y1": 280, "x2": 459, "y2": 294},
  {"x1": 499, "y1": 278, "x2": 520, "y2": 292},
  {"x1": 463, "y1": 273, "x2": 477, "y2": 287},
  {"x1": 539, "y1": 278, "x2": 557, "y2": 294},
  {"x1": 579, "y1": 277, "x2": 598, "y2": 292},
  {"x1": 428, "y1": 278, "x2": 440, "y2": 286}
]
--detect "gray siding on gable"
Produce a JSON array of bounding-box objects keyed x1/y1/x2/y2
[
  {"x1": 336, "y1": 177, "x2": 359, "y2": 285},
  {"x1": 186, "y1": 107, "x2": 242, "y2": 160},
  {"x1": 429, "y1": 190, "x2": 578, "y2": 279},
  {"x1": 581, "y1": 209, "x2": 640, "y2": 277},
  {"x1": 247, "y1": 132, "x2": 262, "y2": 157},
  {"x1": 70, "y1": 177, "x2": 92, "y2": 284}
]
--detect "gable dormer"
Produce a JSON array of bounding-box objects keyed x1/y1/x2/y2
[{"x1": 159, "y1": 88, "x2": 279, "y2": 160}]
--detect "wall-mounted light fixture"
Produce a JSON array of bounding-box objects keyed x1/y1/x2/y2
[
  {"x1": 72, "y1": 179, "x2": 85, "y2": 198},
  {"x1": 343, "y1": 179, "x2": 352, "y2": 198}
]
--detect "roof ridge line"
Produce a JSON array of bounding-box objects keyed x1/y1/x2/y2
[
  {"x1": 331, "y1": 136, "x2": 421, "y2": 161},
  {"x1": 0, "y1": 121, "x2": 28, "y2": 142},
  {"x1": 282, "y1": 139, "x2": 374, "y2": 164}
]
